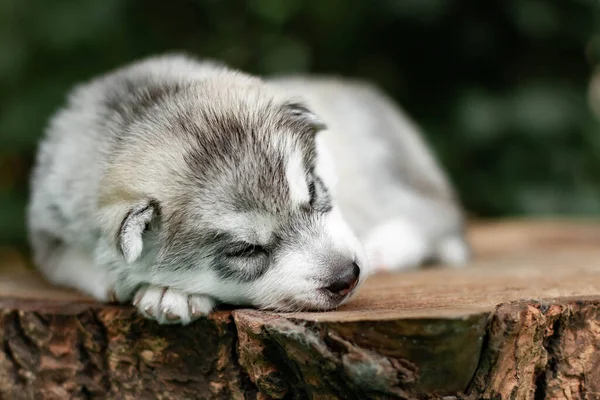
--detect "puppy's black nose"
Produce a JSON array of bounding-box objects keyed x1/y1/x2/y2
[{"x1": 325, "y1": 262, "x2": 360, "y2": 297}]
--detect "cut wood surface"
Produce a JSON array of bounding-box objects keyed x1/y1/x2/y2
[{"x1": 1, "y1": 220, "x2": 599, "y2": 399}]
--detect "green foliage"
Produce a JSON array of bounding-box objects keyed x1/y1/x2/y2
[{"x1": 0, "y1": 0, "x2": 599, "y2": 246}]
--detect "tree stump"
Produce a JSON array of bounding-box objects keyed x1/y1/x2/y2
[{"x1": 1, "y1": 220, "x2": 600, "y2": 399}]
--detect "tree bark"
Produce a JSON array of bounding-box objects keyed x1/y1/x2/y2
[{"x1": 1, "y1": 220, "x2": 600, "y2": 399}]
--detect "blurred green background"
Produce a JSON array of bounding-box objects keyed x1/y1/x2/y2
[{"x1": 0, "y1": 0, "x2": 599, "y2": 250}]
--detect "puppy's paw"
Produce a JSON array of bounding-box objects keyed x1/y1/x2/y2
[
  {"x1": 364, "y1": 218, "x2": 430, "y2": 273},
  {"x1": 436, "y1": 235, "x2": 470, "y2": 267},
  {"x1": 133, "y1": 285, "x2": 216, "y2": 325}
]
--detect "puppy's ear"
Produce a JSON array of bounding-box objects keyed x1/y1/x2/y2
[
  {"x1": 117, "y1": 199, "x2": 161, "y2": 264},
  {"x1": 284, "y1": 101, "x2": 327, "y2": 133}
]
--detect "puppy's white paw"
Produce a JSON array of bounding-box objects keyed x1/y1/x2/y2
[
  {"x1": 364, "y1": 218, "x2": 430, "y2": 273},
  {"x1": 436, "y1": 235, "x2": 470, "y2": 267},
  {"x1": 133, "y1": 285, "x2": 216, "y2": 325}
]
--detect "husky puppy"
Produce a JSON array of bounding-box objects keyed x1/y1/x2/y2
[{"x1": 28, "y1": 54, "x2": 468, "y2": 324}]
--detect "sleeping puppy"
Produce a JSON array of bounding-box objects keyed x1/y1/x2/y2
[{"x1": 27, "y1": 54, "x2": 469, "y2": 324}]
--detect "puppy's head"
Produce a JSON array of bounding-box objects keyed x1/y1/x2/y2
[{"x1": 105, "y1": 72, "x2": 368, "y2": 311}]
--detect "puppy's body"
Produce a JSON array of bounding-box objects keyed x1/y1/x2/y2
[{"x1": 28, "y1": 55, "x2": 468, "y2": 323}]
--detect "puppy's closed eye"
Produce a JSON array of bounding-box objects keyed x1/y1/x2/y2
[{"x1": 225, "y1": 242, "x2": 268, "y2": 258}]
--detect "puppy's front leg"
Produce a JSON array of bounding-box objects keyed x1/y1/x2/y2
[{"x1": 132, "y1": 285, "x2": 216, "y2": 325}]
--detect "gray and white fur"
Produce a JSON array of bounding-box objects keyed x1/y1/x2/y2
[{"x1": 28, "y1": 54, "x2": 469, "y2": 324}]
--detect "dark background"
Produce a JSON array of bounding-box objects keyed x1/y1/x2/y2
[{"x1": 1, "y1": 0, "x2": 599, "y2": 250}]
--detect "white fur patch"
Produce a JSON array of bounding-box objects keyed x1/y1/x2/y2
[
  {"x1": 364, "y1": 217, "x2": 430, "y2": 272},
  {"x1": 325, "y1": 208, "x2": 363, "y2": 257},
  {"x1": 314, "y1": 135, "x2": 338, "y2": 190},
  {"x1": 285, "y1": 150, "x2": 310, "y2": 205},
  {"x1": 38, "y1": 246, "x2": 114, "y2": 301}
]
